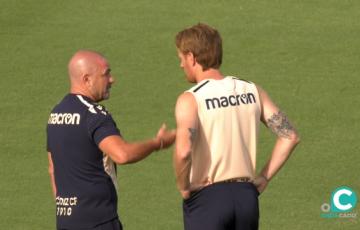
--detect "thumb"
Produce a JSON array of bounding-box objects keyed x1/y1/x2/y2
[
  {"x1": 161, "y1": 123, "x2": 167, "y2": 130},
  {"x1": 157, "y1": 123, "x2": 166, "y2": 137}
]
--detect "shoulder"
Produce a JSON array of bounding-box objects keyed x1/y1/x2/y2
[
  {"x1": 74, "y1": 95, "x2": 117, "y2": 130},
  {"x1": 93, "y1": 104, "x2": 111, "y2": 116},
  {"x1": 175, "y1": 92, "x2": 197, "y2": 117},
  {"x1": 229, "y1": 76, "x2": 256, "y2": 85},
  {"x1": 253, "y1": 84, "x2": 269, "y2": 99},
  {"x1": 176, "y1": 92, "x2": 196, "y2": 107},
  {"x1": 187, "y1": 80, "x2": 212, "y2": 93},
  {"x1": 50, "y1": 94, "x2": 74, "y2": 112},
  {"x1": 228, "y1": 76, "x2": 263, "y2": 97},
  {"x1": 75, "y1": 95, "x2": 111, "y2": 116}
]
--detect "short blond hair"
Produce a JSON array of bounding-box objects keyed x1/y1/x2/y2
[{"x1": 175, "y1": 23, "x2": 222, "y2": 71}]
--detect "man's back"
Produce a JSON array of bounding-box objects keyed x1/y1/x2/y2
[
  {"x1": 47, "y1": 94, "x2": 119, "y2": 229},
  {"x1": 186, "y1": 77, "x2": 261, "y2": 189},
  {"x1": 174, "y1": 23, "x2": 299, "y2": 230}
]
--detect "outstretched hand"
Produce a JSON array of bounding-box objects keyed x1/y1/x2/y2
[{"x1": 156, "y1": 123, "x2": 176, "y2": 150}]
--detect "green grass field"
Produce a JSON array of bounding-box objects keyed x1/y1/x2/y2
[{"x1": 1, "y1": 0, "x2": 359, "y2": 229}]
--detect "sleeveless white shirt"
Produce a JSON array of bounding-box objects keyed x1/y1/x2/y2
[{"x1": 186, "y1": 76, "x2": 261, "y2": 190}]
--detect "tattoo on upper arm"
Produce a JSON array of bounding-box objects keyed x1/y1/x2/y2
[
  {"x1": 266, "y1": 111, "x2": 296, "y2": 139},
  {"x1": 188, "y1": 128, "x2": 197, "y2": 146}
]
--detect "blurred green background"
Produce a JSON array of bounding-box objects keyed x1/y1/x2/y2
[{"x1": 0, "y1": 0, "x2": 359, "y2": 229}]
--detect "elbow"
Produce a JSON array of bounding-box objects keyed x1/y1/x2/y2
[
  {"x1": 48, "y1": 165, "x2": 54, "y2": 175},
  {"x1": 112, "y1": 152, "x2": 129, "y2": 165},
  {"x1": 110, "y1": 149, "x2": 139, "y2": 165},
  {"x1": 293, "y1": 132, "x2": 301, "y2": 145},
  {"x1": 279, "y1": 131, "x2": 300, "y2": 146},
  {"x1": 288, "y1": 131, "x2": 301, "y2": 147},
  {"x1": 175, "y1": 150, "x2": 192, "y2": 171},
  {"x1": 176, "y1": 149, "x2": 192, "y2": 162}
]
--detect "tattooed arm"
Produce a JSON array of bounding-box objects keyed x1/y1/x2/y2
[
  {"x1": 254, "y1": 86, "x2": 300, "y2": 193},
  {"x1": 174, "y1": 92, "x2": 198, "y2": 199}
]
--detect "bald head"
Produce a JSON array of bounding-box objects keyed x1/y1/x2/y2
[
  {"x1": 68, "y1": 50, "x2": 114, "y2": 102},
  {"x1": 68, "y1": 50, "x2": 106, "y2": 82}
]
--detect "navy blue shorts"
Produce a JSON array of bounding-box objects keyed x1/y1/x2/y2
[
  {"x1": 183, "y1": 182, "x2": 259, "y2": 230},
  {"x1": 58, "y1": 218, "x2": 123, "y2": 230}
]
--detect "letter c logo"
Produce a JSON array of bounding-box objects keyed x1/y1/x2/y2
[
  {"x1": 333, "y1": 189, "x2": 352, "y2": 210},
  {"x1": 331, "y1": 187, "x2": 357, "y2": 212}
]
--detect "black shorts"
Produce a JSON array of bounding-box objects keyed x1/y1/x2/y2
[
  {"x1": 183, "y1": 182, "x2": 259, "y2": 230},
  {"x1": 58, "y1": 218, "x2": 123, "y2": 230}
]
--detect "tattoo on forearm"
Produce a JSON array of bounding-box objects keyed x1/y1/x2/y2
[
  {"x1": 266, "y1": 111, "x2": 296, "y2": 139},
  {"x1": 188, "y1": 128, "x2": 197, "y2": 145}
]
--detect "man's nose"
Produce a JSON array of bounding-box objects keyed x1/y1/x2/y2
[{"x1": 109, "y1": 75, "x2": 115, "y2": 84}]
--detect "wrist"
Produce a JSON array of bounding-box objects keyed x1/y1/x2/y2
[
  {"x1": 260, "y1": 174, "x2": 270, "y2": 182},
  {"x1": 154, "y1": 137, "x2": 164, "y2": 151}
]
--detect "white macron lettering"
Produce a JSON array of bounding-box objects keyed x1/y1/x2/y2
[{"x1": 48, "y1": 113, "x2": 81, "y2": 125}]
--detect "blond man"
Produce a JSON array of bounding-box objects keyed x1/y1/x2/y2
[{"x1": 174, "y1": 24, "x2": 300, "y2": 230}]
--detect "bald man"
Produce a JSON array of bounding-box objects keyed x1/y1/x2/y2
[{"x1": 47, "y1": 50, "x2": 175, "y2": 230}]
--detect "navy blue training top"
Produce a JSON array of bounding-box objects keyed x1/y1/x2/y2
[{"x1": 47, "y1": 94, "x2": 121, "y2": 229}]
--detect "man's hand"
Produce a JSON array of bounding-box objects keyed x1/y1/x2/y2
[
  {"x1": 99, "y1": 124, "x2": 175, "y2": 165},
  {"x1": 155, "y1": 123, "x2": 176, "y2": 150},
  {"x1": 253, "y1": 175, "x2": 269, "y2": 194},
  {"x1": 181, "y1": 190, "x2": 191, "y2": 200}
]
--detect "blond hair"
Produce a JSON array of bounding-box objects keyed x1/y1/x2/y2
[{"x1": 175, "y1": 23, "x2": 222, "y2": 71}]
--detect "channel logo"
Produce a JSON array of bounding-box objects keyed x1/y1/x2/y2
[{"x1": 321, "y1": 186, "x2": 357, "y2": 218}]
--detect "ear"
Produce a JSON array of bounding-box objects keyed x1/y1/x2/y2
[{"x1": 82, "y1": 73, "x2": 91, "y2": 85}]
